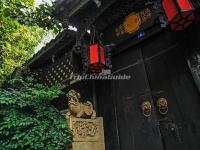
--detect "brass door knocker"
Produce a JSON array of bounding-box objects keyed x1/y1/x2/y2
[
  {"x1": 141, "y1": 101, "x2": 152, "y2": 117},
  {"x1": 157, "y1": 98, "x2": 168, "y2": 115}
]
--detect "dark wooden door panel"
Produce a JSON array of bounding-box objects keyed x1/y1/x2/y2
[
  {"x1": 112, "y1": 48, "x2": 142, "y2": 73},
  {"x1": 144, "y1": 46, "x2": 200, "y2": 150},
  {"x1": 113, "y1": 64, "x2": 164, "y2": 150},
  {"x1": 95, "y1": 30, "x2": 200, "y2": 150},
  {"x1": 95, "y1": 80, "x2": 120, "y2": 150}
]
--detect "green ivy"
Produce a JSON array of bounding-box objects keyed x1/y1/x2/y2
[{"x1": 0, "y1": 76, "x2": 72, "y2": 150}]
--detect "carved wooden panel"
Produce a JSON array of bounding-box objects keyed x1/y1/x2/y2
[{"x1": 32, "y1": 52, "x2": 75, "y2": 86}]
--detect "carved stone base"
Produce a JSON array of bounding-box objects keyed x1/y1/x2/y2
[
  {"x1": 67, "y1": 117, "x2": 105, "y2": 150},
  {"x1": 71, "y1": 142, "x2": 105, "y2": 150}
]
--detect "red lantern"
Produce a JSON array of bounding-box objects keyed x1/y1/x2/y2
[
  {"x1": 162, "y1": 0, "x2": 195, "y2": 31},
  {"x1": 88, "y1": 44, "x2": 106, "y2": 73}
]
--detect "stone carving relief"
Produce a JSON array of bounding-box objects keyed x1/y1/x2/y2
[
  {"x1": 65, "y1": 90, "x2": 105, "y2": 150},
  {"x1": 72, "y1": 121, "x2": 98, "y2": 138}
]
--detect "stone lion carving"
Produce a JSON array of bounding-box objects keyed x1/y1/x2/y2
[{"x1": 66, "y1": 90, "x2": 96, "y2": 119}]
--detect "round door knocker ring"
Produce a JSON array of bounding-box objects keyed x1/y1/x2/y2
[
  {"x1": 157, "y1": 98, "x2": 168, "y2": 115},
  {"x1": 141, "y1": 101, "x2": 152, "y2": 117}
]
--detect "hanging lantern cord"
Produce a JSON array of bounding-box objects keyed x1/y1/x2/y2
[
  {"x1": 90, "y1": 28, "x2": 92, "y2": 45},
  {"x1": 90, "y1": 26, "x2": 95, "y2": 45},
  {"x1": 99, "y1": 33, "x2": 103, "y2": 45},
  {"x1": 90, "y1": 26, "x2": 103, "y2": 45},
  {"x1": 93, "y1": 26, "x2": 96, "y2": 44}
]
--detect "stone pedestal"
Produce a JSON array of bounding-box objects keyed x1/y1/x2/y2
[{"x1": 67, "y1": 117, "x2": 105, "y2": 150}]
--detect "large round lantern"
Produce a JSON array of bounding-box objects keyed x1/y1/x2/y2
[
  {"x1": 88, "y1": 44, "x2": 106, "y2": 73},
  {"x1": 162, "y1": 0, "x2": 195, "y2": 31}
]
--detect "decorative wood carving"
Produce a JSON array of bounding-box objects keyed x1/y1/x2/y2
[{"x1": 115, "y1": 8, "x2": 152, "y2": 37}]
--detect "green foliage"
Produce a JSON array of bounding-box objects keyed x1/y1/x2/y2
[
  {"x1": 0, "y1": 3, "x2": 68, "y2": 148},
  {"x1": 0, "y1": 0, "x2": 62, "y2": 85},
  {"x1": 0, "y1": 0, "x2": 62, "y2": 32},
  {"x1": 0, "y1": 17, "x2": 45, "y2": 84},
  {"x1": 0, "y1": 76, "x2": 72, "y2": 150}
]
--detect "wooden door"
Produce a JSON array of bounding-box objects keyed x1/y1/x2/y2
[
  {"x1": 96, "y1": 32, "x2": 200, "y2": 150},
  {"x1": 144, "y1": 44, "x2": 200, "y2": 150},
  {"x1": 111, "y1": 45, "x2": 200, "y2": 150},
  {"x1": 110, "y1": 48, "x2": 164, "y2": 150}
]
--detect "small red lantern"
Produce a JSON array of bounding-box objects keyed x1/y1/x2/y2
[
  {"x1": 162, "y1": 0, "x2": 195, "y2": 31},
  {"x1": 88, "y1": 44, "x2": 106, "y2": 73}
]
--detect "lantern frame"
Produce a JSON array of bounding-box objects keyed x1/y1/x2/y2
[
  {"x1": 88, "y1": 43, "x2": 106, "y2": 73},
  {"x1": 162, "y1": 0, "x2": 195, "y2": 31}
]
